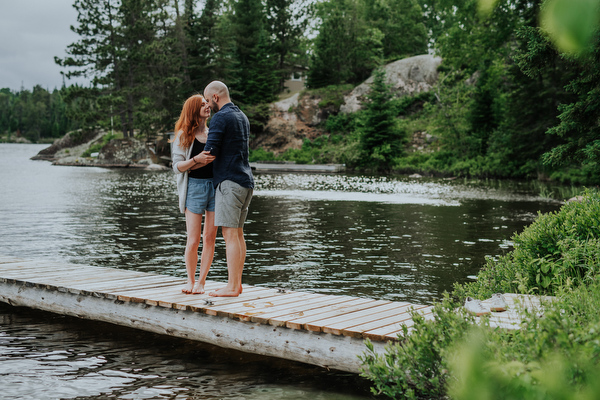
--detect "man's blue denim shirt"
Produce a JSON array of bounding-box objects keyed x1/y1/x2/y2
[{"x1": 205, "y1": 102, "x2": 254, "y2": 189}]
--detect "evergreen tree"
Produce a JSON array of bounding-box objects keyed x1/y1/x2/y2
[
  {"x1": 359, "y1": 69, "x2": 405, "y2": 171},
  {"x1": 227, "y1": 0, "x2": 279, "y2": 104},
  {"x1": 541, "y1": 32, "x2": 600, "y2": 178},
  {"x1": 56, "y1": 0, "x2": 127, "y2": 135},
  {"x1": 308, "y1": 0, "x2": 380, "y2": 87},
  {"x1": 0, "y1": 86, "x2": 79, "y2": 141},
  {"x1": 265, "y1": 0, "x2": 311, "y2": 92},
  {"x1": 186, "y1": 0, "x2": 224, "y2": 91},
  {"x1": 363, "y1": 0, "x2": 428, "y2": 62}
]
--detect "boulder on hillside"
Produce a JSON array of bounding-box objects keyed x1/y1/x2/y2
[
  {"x1": 251, "y1": 92, "x2": 324, "y2": 155},
  {"x1": 340, "y1": 54, "x2": 442, "y2": 113},
  {"x1": 31, "y1": 129, "x2": 104, "y2": 161}
]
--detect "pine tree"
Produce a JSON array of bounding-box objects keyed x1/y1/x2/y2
[
  {"x1": 359, "y1": 69, "x2": 405, "y2": 171},
  {"x1": 265, "y1": 0, "x2": 310, "y2": 92},
  {"x1": 308, "y1": 0, "x2": 383, "y2": 88},
  {"x1": 541, "y1": 33, "x2": 600, "y2": 177},
  {"x1": 227, "y1": 0, "x2": 278, "y2": 104},
  {"x1": 56, "y1": 0, "x2": 124, "y2": 134}
]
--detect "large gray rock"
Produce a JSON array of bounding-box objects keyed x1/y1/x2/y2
[{"x1": 340, "y1": 54, "x2": 442, "y2": 113}]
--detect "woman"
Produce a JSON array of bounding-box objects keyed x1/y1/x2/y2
[{"x1": 171, "y1": 94, "x2": 217, "y2": 294}]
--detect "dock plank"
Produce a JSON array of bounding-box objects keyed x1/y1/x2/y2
[
  {"x1": 247, "y1": 294, "x2": 356, "y2": 326},
  {"x1": 285, "y1": 298, "x2": 383, "y2": 330},
  {"x1": 362, "y1": 306, "x2": 435, "y2": 341},
  {"x1": 319, "y1": 301, "x2": 412, "y2": 335},
  {"x1": 303, "y1": 300, "x2": 393, "y2": 332},
  {"x1": 338, "y1": 304, "x2": 426, "y2": 338},
  {"x1": 170, "y1": 287, "x2": 280, "y2": 313},
  {"x1": 209, "y1": 291, "x2": 316, "y2": 320}
]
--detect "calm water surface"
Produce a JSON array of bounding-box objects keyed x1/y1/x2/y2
[{"x1": 0, "y1": 144, "x2": 562, "y2": 399}]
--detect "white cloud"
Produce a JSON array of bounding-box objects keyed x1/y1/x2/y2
[{"x1": 0, "y1": 0, "x2": 90, "y2": 91}]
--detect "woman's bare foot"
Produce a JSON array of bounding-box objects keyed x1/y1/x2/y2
[
  {"x1": 182, "y1": 281, "x2": 194, "y2": 294},
  {"x1": 209, "y1": 285, "x2": 242, "y2": 297},
  {"x1": 192, "y1": 281, "x2": 205, "y2": 294}
]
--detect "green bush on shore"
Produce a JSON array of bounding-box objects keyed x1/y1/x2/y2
[{"x1": 360, "y1": 190, "x2": 600, "y2": 399}]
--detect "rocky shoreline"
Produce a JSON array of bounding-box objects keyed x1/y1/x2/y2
[{"x1": 31, "y1": 129, "x2": 171, "y2": 170}]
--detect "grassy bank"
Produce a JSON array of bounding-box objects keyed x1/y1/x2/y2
[{"x1": 359, "y1": 190, "x2": 600, "y2": 399}]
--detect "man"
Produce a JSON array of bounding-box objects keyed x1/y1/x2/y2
[{"x1": 202, "y1": 81, "x2": 254, "y2": 297}]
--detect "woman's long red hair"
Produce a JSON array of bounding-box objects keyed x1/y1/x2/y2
[{"x1": 173, "y1": 94, "x2": 207, "y2": 149}]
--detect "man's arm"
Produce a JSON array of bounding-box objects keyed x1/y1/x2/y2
[{"x1": 204, "y1": 114, "x2": 225, "y2": 157}]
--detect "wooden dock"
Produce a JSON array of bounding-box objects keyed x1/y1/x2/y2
[{"x1": 0, "y1": 255, "x2": 549, "y2": 373}]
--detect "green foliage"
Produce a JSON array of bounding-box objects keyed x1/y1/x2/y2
[
  {"x1": 357, "y1": 69, "x2": 406, "y2": 172},
  {"x1": 0, "y1": 86, "x2": 76, "y2": 141},
  {"x1": 304, "y1": 84, "x2": 354, "y2": 109},
  {"x1": 81, "y1": 133, "x2": 118, "y2": 157},
  {"x1": 324, "y1": 110, "x2": 362, "y2": 134},
  {"x1": 457, "y1": 190, "x2": 600, "y2": 298},
  {"x1": 539, "y1": 0, "x2": 600, "y2": 55},
  {"x1": 541, "y1": 32, "x2": 600, "y2": 177},
  {"x1": 265, "y1": 0, "x2": 311, "y2": 92},
  {"x1": 280, "y1": 133, "x2": 362, "y2": 165},
  {"x1": 55, "y1": 0, "x2": 310, "y2": 138},
  {"x1": 249, "y1": 147, "x2": 277, "y2": 162},
  {"x1": 360, "y1": 298, "x2": 475, "y2": 399},
  {"x1": 361, "y1": 191, "x2": 600, "y2": 399},
  {"x1": 449, "y1": 278, "x2": 600, "y2": 399},
  {"x1": 227, "y1": 0, "x2": 279, "y2": 105},
  {"x1": 241, "y1": 103, "x2": 272, "y2": 136},
  {"x1": 449, "y1": 321, "x2": 600, "y2": 400},
  {"x1": 308, "y1": 0, "x2": 426, "y2": 88}
]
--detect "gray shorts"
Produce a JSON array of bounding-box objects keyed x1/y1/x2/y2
[{"x1": 214, "y1": 180, "x2": 253, "y2": 228}]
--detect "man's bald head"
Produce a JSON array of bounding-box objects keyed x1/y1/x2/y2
[
  {"x1": 205, "y1": 81, "x2": 229, "y2": 98},
  {"x1": 204, "y1": 81, "x2": 231, "y2": 112}
]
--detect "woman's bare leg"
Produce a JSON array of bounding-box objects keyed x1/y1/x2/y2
[
  {"x1": 183, "y1": 209, "x2": 203, "y2": 293},
  {"x1": 193, "y1": 211, "x2": 217, "y2": 294}
]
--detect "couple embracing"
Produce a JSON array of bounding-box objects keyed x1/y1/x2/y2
[{"x1": 171, "y1": 81, "x2": 253, "y2": 298}]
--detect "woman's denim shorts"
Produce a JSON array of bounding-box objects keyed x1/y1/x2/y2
[{"x1": 185, "y1": 178, "x2": 215, "y2": 214}]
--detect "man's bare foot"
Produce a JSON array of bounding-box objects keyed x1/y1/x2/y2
[
  {"x1": 209, "y1": 286, "x2": 242, "y2": 297},
  {"x1": 192, "y1": 281, "x2": 205, "y2": 294},
  {"x1": 182, "y1": 282, "x2": 194, "y2": 294}
]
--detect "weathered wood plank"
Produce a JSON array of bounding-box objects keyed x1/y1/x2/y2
[
  {"x1": 303, "y1": 300, "x2": 393, "y2": 332},
  {"x1": 222, "y1": 292, "x2": 322, "y2": 321},
  {"x1": 207, "y1": 291, "x2": 311, "y2": 319},
  {"x1": 115, "y1": 284, "x2": 187, "y2": 303},
  {"x1": 286, "y1": 298, "x2": 382, "y2": 330},
  {"x1": 172, "y1": 286, "x2": 275, "y2": 313},
  {"x1": 0, "y1": 254, "x2": 555, "y2": 374},
  {"x1": 202, "y1": 288, "x2": 285, "y2": 315},
  {"x1": 338, "y1": 303, "x2": 418, "y2": 338},
  {"x1": 362, "y1": 306, "x2": 435, "y2": 341},
  {"x1": 67, "y1": 274, "x2": 175, "y2": 291},
  {"x1": 0, "y1": 261, "x2": 82, "y2": 274},
  {"x1": 320, "y1": 302, "x2": 412, "y2": 336},
  {"x1": 259, "y1": 295, "x2": 359, "y2": 327}
]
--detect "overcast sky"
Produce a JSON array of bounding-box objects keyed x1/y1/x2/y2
[{"x1": 0, "y1": 0, "x2": 89, "y2": 91}]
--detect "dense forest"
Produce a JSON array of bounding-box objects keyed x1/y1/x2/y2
[{"x1": 0, "y1": 0, "x2": 598, "y2": 184}]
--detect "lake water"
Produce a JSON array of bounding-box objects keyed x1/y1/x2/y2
[{"x1": 0, "y1": 143, "x2": 562, "y2": 399}]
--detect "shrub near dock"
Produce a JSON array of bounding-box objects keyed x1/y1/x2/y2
[{"x1": 360, "y1": 190, "x2": 600, "y2": 399}]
